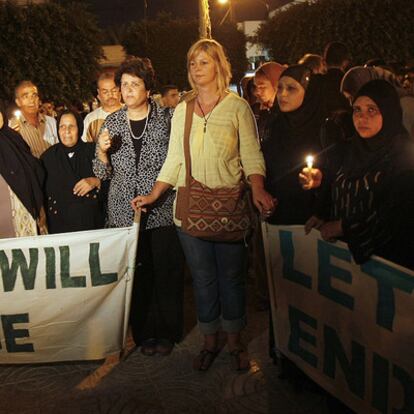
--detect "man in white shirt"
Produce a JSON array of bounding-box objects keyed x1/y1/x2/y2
[
  {"x1": 10, "y1": 80, "x2": 58, "y2": 158},
  {"x1": 82, "y1": 72, "x2": 122, "y2": 142},
  {"x1": 160, "y1": 85, "x2": 180, "y2": 109}
]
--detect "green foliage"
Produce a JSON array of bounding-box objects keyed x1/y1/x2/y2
[
  {"x1": 256, "y1": 0, "x2": 414, "y2": 65},
  {"x1": 123, "y1": 14, "x2": 199, "y2": 90},
  {"x1": 0, "y1": 1, "x2": 102, "y2": 104},
  {"x1": 122, "y1": 14, "x2": 248, "y2": 90}
]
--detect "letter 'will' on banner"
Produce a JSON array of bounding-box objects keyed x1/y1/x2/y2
[
  {"x1": 262, "y1": 224, "x2": 414, "y2": 414},
  {"x1": 0, "y1": 215, "x2": 139, "y2": 364}
]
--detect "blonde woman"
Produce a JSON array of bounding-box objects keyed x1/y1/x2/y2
[{"x1": 133, "y1": 39, "x2": 275, "y2": 371}]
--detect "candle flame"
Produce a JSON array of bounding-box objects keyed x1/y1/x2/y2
[
  {"x1": 306, "y1": 155, "x2": 314, "y2": 169},
  {"x1": 14, "y1": 110, "x2": 21, "y2": 119}
]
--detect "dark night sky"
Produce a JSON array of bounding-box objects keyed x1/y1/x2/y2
[{"x1": 77, "y1": 0, "x2": 293, "y2": 28}]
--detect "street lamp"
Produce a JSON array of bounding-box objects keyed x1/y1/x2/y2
[
  {"x1": 218, "y1": 0, "x2": 270, "y2": 24},
  {"x1": 218, "y1": 0, "x2": 235, "y2": 24},
  {"x1": 199, "y1": 0, "x2": 212, "y2": 39}
]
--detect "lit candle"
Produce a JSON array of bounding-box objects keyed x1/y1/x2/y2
[
  {"x1": 14, "y1": 110, "x2": 21, "y2": 120},
  {"x1": 305, "y1": 155, "x2": 314, "y2": 170}
]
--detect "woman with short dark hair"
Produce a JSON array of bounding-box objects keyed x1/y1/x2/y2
[{"x1": 93, "y1": 57, "x2": 184, "y2": 356}]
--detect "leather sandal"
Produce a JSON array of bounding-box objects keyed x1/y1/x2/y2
[
  {"x1": 229, "y1": 349, "x2": 250, "y2": 371},
  {"x1": 156, "y1": 339, "x2": 174, "y2": 356},
  {"x1": 193, "y1": 349, "x2": 219, "y2": 371},
  {"x1": 140, "y1": 338, "x2": 157, "y2": 356}
]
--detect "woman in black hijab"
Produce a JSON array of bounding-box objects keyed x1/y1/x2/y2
[
  {"x1": 41, "y1": 109, "x2": 104, "y2": 233},
  {"x1": 262, "y1": 65, "x2": 330, "y2": 384},
  {"x1": 0, "y1": 101, "x2": 46, "y2": 238},
  {"x1": 307, "y1": 79, "x2": 414, "y2": 268},
  {"x1": 263, "y1": 64, "x2": 328, "y2": 224}
]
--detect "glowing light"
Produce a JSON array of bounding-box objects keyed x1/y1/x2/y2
[
  {"x1": 14, "y1": 110, "x2": 21, "y2": 120},
  {"x1": 306, "y1": 155, "x2": 314, "y2": 169},
  {"x1": 218, "y1": 0, "x2": 228, "y2": 4}
]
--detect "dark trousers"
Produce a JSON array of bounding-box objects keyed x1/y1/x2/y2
[{"x1": 130, "y1": 225, "x2": 185, "y2": 345}]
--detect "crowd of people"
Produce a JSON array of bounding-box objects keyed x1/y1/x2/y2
[{"x1": 1, "y1": 38, "x2": 414, "y2": 389}]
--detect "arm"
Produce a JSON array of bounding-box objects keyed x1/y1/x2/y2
[
  {"x1": 249, "y1": 174, "x2": 276, "y2": 215},
  {"x1": 92, "y1": 126, "x2": 113, "y2": 180},
  {"x1": 155, "y1": 103, "x2": 185, "y2": 186},
  {"x1": 237, "y1": 103, "x2": 275, "y2": 214},
  {"x1": 131, "y1": 181, "x2": 172, "y2": 212}
]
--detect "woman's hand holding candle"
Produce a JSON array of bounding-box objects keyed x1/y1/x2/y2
[{"x1": 299, "y1": 154, "x2": 322, "y2": 190}]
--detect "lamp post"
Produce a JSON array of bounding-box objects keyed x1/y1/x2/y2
[
  {"x1": 199, "y1": 0, "x2": 212, "y2": 39},
  {"x1": 144, "y1": 0, "x2": 148, "y2": 45},
  {"x1": 218, "y1": 0, "x2": 270, "y2": 24}
]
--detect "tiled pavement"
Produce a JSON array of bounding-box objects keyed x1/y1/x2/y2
[{"x1": 0, "y1": 281, "x2": 329, "y2": 414}]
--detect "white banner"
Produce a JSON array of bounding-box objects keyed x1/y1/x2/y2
[
  {"x1": 0, "y1": 222, "x2": 138, "y2": 364},
  {"x1": 263, "y1": 224, "x2": 414, "y2": 414}
]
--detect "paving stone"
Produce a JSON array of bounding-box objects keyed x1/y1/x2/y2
[{"x1": 0, "y1": 282, "x2": 327, "y2": 414}]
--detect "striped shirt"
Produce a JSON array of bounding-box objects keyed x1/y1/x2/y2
[
  {"x1": 82, "y1": 107, "x2": 111, "y2": 143},
  {"x1": 10, "y1": 113, "x2": 58, "y2": 158}
]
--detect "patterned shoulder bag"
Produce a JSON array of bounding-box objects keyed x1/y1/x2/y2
[{"x1": 175, "y1": 97, "x2": 252, "y2": 242}]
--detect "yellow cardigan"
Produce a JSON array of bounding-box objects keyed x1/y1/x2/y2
[{"x1": 157, "y1": 91, "x2": 266, "y2": 226}]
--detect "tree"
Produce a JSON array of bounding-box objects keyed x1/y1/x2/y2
[
  {"x1": 122, "y1": 14, "x2": 248, "y2": 90},
  {"x1": 256, "y1": 0, "x2": 414, "y2": 65},
  {"x1": 0, "y1": 2, "x2": 103, "y2": 104},
  {"x1": 122, "y1": 14, "x2": 199, "y2": 90},
  {"x1": 214, "y1": 23, "x2": 248, "y2": 85}
]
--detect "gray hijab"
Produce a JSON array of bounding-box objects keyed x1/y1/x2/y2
[{"x1": 340, "y1": 66, "x2": 407, "y2": 99}]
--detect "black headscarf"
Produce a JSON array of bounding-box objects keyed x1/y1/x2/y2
[
  {"x1": 265, "y1": 64, "x2": 328, "y2": 174},
  {"x1": 0, "y1": 100, "x2": 45, "y2": 220},
  {"x1": 342, "y1": 79, "x2": 410, "y2": 177},
  {"x1": 275, "y1": 65, "x2": 327, "y2": 146},
  {"x1": 56, "y1": 109, "x2": 84, "y2": 155},
  {"x1": 45, "y1": 109, "x2": 93, "y2": 189}
]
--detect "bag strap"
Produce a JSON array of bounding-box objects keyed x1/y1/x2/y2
[{"x1": 183, "y1": 97, "x2": 196, "y2": 188}]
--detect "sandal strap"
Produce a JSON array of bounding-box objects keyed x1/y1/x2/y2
[{"x1": 194, "y1": 349, "x2": 219, "y2": 371}]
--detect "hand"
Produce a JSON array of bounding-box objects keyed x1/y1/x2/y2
[
  {"x1": 73, "y1": 177, "x2": 99, "y2": 196},
  {"x1": 299, "y1": 167, "x2": 323, "y2": 190},
  {"x1": 320, "y1": 220, "x2": 343, "y2": 242},
  {"x1": 251, "y1": 185, "x2": 277, "y2": 217},
  {"x1": 304, "y1": 215, "x2": 325, "y2": 235},
  {"x1": 131, "y1": 193, "x2": 158, "y2": 213},
  {"x1": 97, "y1": 128, "x2": 112, "y2": 153}
]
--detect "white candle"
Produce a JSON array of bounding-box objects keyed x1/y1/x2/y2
[{"x1": 14, "y1": 110, "x2": 21, "y2": 120}]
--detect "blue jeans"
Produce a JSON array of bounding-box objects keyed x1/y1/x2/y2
[{"x1": 177, "y1": 228, "x2": 247, "y2": 335}]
